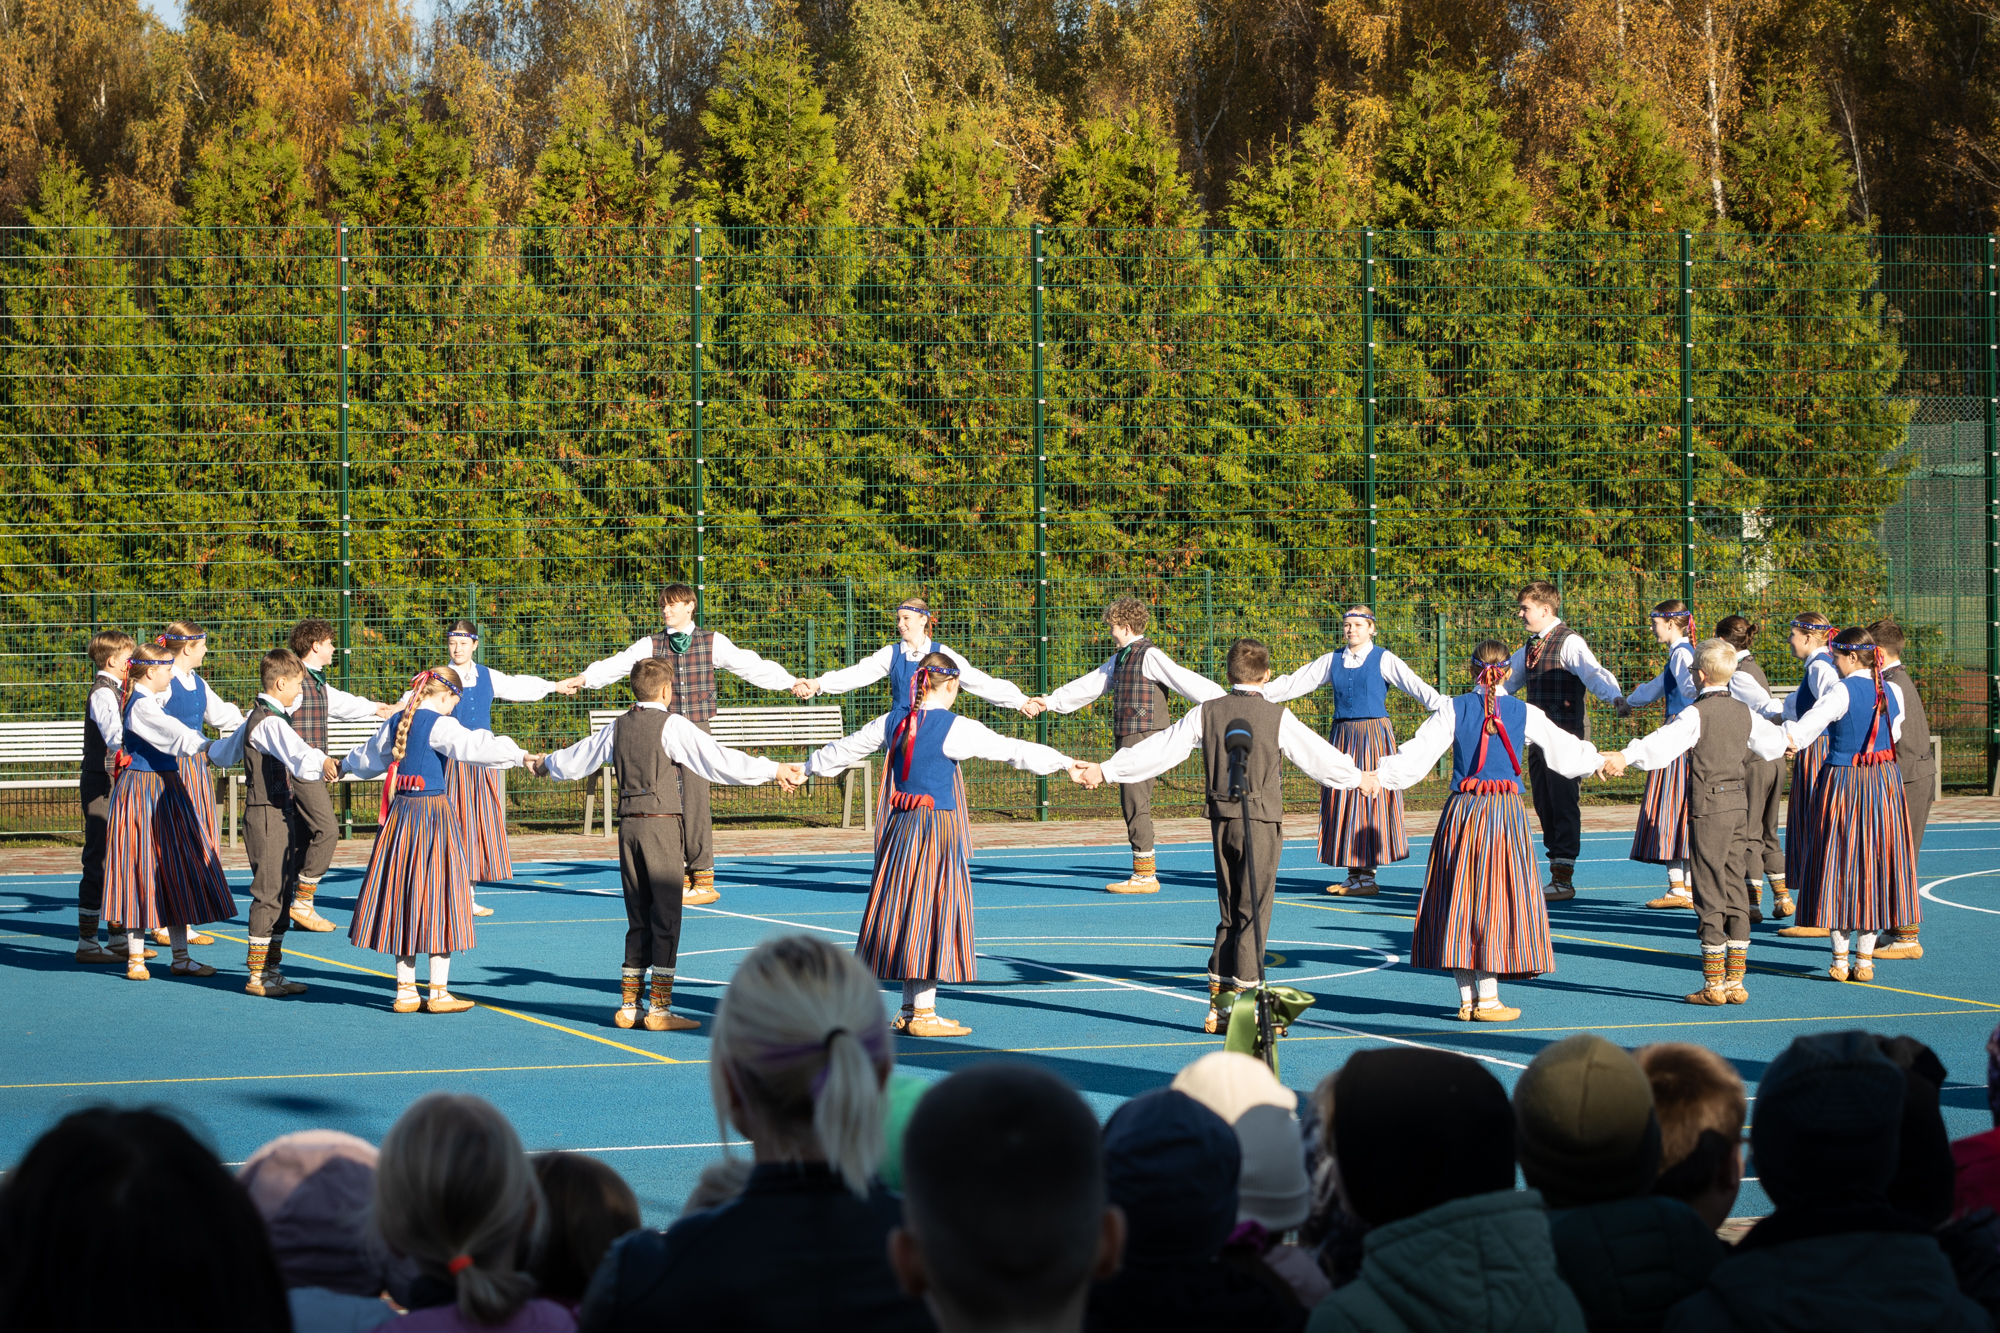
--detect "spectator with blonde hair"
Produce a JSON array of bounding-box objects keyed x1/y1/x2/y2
[{"x1": 578, "y1": 934, "x2": 931, "y2": 1332}]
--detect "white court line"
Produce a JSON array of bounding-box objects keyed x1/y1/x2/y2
[
  {"x1": 1919, "y1": 869, "x2": 2000, "y2": 916},
  {"x1": 685, "y1": 905, "x2": 857, "y2": 937}
]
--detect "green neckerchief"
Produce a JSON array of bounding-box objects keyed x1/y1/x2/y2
[
  {"x1": 304, "y1": 663, "x2": 327, "y2": 687},
  {"x1": 665, "y1": 629, "x2": 694, "y2": 655}
]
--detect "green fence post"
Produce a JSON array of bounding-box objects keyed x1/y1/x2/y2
[
  {"x1": 89, "y1": 592, "x2": 97, "y2": 637},
  {"x1": 1032, "y1": 223, "x2": 1050, "y2": 821},
  {"x1": 691, "y1": 224, "x2": 706, "y2": 625},
  {"x1": 1435, "y1": 610, "x2": 1447, "y2": 779},
  {"x1": 1986, "y1": 235, "x2": 1998, "y2": 793},
  {"x1": 1363, "y1": 229, "x2": 1377, "y2": 609},
  {"x1": 1204, "y1": 568, "x2": 1215, "y2": 679},
  {"x1": 843, "y1": 576, "x2": 855, "y2": 731},
  {"x1": 1679, "y1": 228, "x2": 1695, "y2": 607},
  {"x1": 805, "y1": 618, "x2": 815, "y2": 687},
  {"x1": 336, "y1": 216, "x2": 354, "y2": 841}
]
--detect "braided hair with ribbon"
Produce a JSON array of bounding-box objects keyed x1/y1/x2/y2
[
  {"x1": 117, "y1": 646, "x2": 178, "y2": 774},
  {"x1": 888, "y1": 651, "x2": 962, "y2": 801},
  {"x1": 1463, "y1": 639, "x2": 1521, "y2": 794},
  {"x1": 381, "y1": 667, "x2": 463, "y2": 819},
  {"x1": 1829, "y1": 627, "x2": 1892, "y2": 763}
]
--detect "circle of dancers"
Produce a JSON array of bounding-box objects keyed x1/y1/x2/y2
[{"x1": 72, "y1": 580, "x2": 1932, "y2": 1034}]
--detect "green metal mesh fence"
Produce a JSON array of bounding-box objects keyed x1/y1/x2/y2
[{"x1": 2, "y1": 223, "x2": 1993, "y2": 833}]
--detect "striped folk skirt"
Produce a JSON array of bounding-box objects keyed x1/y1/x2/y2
[
  {"x1": 1319, "y1": 718, "x2": 1410, "y2": 869},
  {"x1": 857, "y1": 801, "x2": 976, "y2": 983},
  {"x1": 1628, "y1": 753, "x2": 1690, "y2": 865},
  {"x1": 1410, "y1": 789, "x2": 1554, "y2": 978},
  {"x1": 446, "y1": 760, "x2": 512, "y2": 884},
  {"x1": 1803, "y1": 764, "x2": 1920, "y2": 932},
  {"x1": 179, "y1": 752, "x2": 222, "y2": 854},
  {"x1": 1784, "y1": 735, "x2": 1831, "y2": 905},
  {"x1": 350, "y1": 793, "x2": 477, "y2": 956},
  {"x1": 103, "y1": 768, "x2": 237, "y2": 931},
  {"x1": 879, "y1": 762, "x2": 972, "y2": 855}
]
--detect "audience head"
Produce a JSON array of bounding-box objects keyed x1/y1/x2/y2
[
  {"x1": 375, "y1": 1092, "x2": 545, "y2": 1327},
  {"x1": 531, "y1": 1153, "x2": 640, "y2": 1308},
  {"x1": 238, "y1": 1129, "x2": 387, "y2": 1297},
  {"x1": 1102, "y1": 1090, "x2": 1239, "y2": 1262},
  {"x1": 1332, "y1": 1049, "x2": 1514, "y2": 1227},
  {"x1": 1876, "y1": 1036, "x2": 1955, "y2": 1228},
  {"x1": 1636, "y1": 1042, "x2": 1747, "y2": 1230},
  {"x1": 1172, "y1": 1052, "x2": 1311, "y2": 1232},
  {"x1": 709, "y1": 933, "x2": 892, "y2": 1196},
  {"x1": 1752, "y1": 1030, "x2": 1905, "y2": 1210},
  {"x1": 893, "y1": 1062, "x2": 1123, "y2": 1332},
  {"x1": 0, "y1": 1106, "x2": 291, "y2": 1332},
  {"x1": 1514, "y1": 1034, "x2": 1662, "y2": 1209},
  {"x1": 681, "y1": 1157, "x2": 755, "y2": 1215}
]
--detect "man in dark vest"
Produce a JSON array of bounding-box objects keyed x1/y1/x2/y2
[
  {"x1": 77, "y1": 630, "x2": 136, "y2": 964},
  {"x1": 285, "y1": 619, "x2": 395, "y2": 932},
  {"x1": 1504, "y1": 581, "x2": 1627, "y2": 902},
  {"x1": 558, "y1": 583, "x2": 805, "y2": 907},
  {"x1": 1867, "y1": 620, "x2": 1935, "y2": 961},
  {"x1": 536, "y1": 657, "x2": 802, "y2": 1031},
  {"x1": 1602, "y1": 639, "x2": 1788, "y2": 1004},
  {"x1": 1025, "y1": 597, "x2": 1224, "y2": 893},
  {"x1": 1082, "y1": 638, "x2": 1372, "y2": 1034}
]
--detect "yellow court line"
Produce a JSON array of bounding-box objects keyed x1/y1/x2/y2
[{"x1": 0, "y1": 1060, "x2": 680, "y2": 1092}]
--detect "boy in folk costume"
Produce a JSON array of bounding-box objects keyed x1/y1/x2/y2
[
  {"x1": 1618, "y1": 601, "x2": 1699, "y2": 910},
  {"x1": 1755, "y1": 613, "x2": 1840, "y2": 933},
  {"x1": 1865, "y1": 620, "x2": 1934, "y2": 961},
  {"x1": 534, "y1": 658, "x2": 804, "y2": 1032},
  {"x1": 76, "y1": 630, "x2": 135, "y2": 964},
  {"x1": 1264, "y1": 604, "x2": 1448, "y2": 897},
  {"x1": 283, "y1": 618, "x2": 395, "y2": 932},
  {"x1": 1078, "y1": 638, "x2": 1370, "y2": 1035},
  {"x1": 1781, "y1": 627, "x2": 1918, "y2": 983},
  {"x1": 103, "y1": 642, "x2": 240, "y2": 981},
  {"x1": 1716, "y1": 615, "x2": 1784, "y2": 925},
  {"x1": 151, "y1": 621, "x2": 245, "y2": 946},
  {"x1": 340, "y1": 667, "x2": 539, "y2": 1014},
  {"x1": 559, "y1": 584, "x2": 800, "y2": 908},
  {"x1": 205, "y1": 650, "x2": 341, "y2": 998},
  {"x1": 1599, "y1": 639, "x2": 1789, "y2": 1006},
  {"x1": 802, "y1": 653, "x2": 1078, "y2": 1037},
  {"x1": 1375, "y1": 640, "x2": 1604, "y2": 1022},
  {"x1": 1503, "y1": 583, "x2": 1625, "y2": 902},
  {"x1": 1022, "y1": 597, "x2": 1223, "y2": 894}
]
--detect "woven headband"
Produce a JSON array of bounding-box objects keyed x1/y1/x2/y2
[
  {"x1": 413, "y1": 670, "x2": 463, "y2": 696},
  {"x1": 129, "y1": 652, "x2": 175, "y2": 668},
  {"x1": 1789, "y1": 618, "x2": 1829, "y2": 632},
  {"x1": 1828, "y1": 631, "x2": 1873, "y2": 654},
  {"x1": 155, "y1": 632, "x2": 205, "y2": 642},
  {"x1": 896, "y1": 602, "x2": 932, "y2": 615},
  {"x1": 1649, "y1": 609, "x2": 1693, "y2": 620},
  {"x1": 446, "y1": 630, "x2": 478, "y2": 640},
  {"x1": 1344, "y1": 609, "x2": 1375, "y2": 622}
]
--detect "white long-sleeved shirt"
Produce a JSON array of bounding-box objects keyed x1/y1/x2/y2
[
  {"x1": 399, "y1": 661, "x2": 564, "y2": 707},
  {"x1": 340, "y1": 707, "x2": 528, "y2": 778},
  {"x1": 803, "y1": 709, "x2": 1071, "y2": 778},
  {"x1": 1762, "y1": 652, "x2": 1844, "y2": 722},
  {"x1": 87, "y1": 671, "x2": 124, "y2": 759},
  {"x1": 122, "y1": 682, "x2": 212, "y2": 759},
  {"x1": 1263, "y1": 645, "x2": 1448, "y2": 712},
  {"x1": 1727, "y1": 650, "x2": 1777, "y2": 714},
  {"x1": 206, "y1": 694, "x2": 332, "y2": 780},
  {"x1": 1502, "y1": 620, "x2": 1624, "y2": 705},
  {"x1": 1375, "y1": 691, "x2": 1602, "y2": 791},
  {"x1": 170, "y1": 665, "x2": 246, "y2": 732},
  {"x1": 1624, "y1": 639, "x2": 1698, "y2": 711},
  {"x1": 1096, "y1": 687, "x2": 1366, "y2": 790},
  {"x1": 1783, "y1": 675, "x2": 1907, "y2": 750},
  {"x1": 812, "y1": 641, "x2": 1030, "y2": 711},
  {"x1": 305, "y1": 668, "x2": 389, "y2": 721},
  {"x1": 543, "y1": 703, "x2": 781, "y2": 786},
  {"x1": 1041, "y1": 643, "x2": 1225, "y2": 714},
  {"x1": 578, "y1": 630, "x2": 799, "y2": 694},
  {"x1": 1618, "y1": 688, "x2": 1790, "y2": 770}
]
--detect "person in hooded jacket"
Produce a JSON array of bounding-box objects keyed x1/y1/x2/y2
[
  {"x1": 1307, "y1": 1048, "x2": 1585, "y2": 1333},
  {"x1": 1876, "y1": 1037, "x2": 2000, "y2": 1328},
  {"x1": 1663, "y1": 1030, "x2": 1990, "y2": 1333},
  {"x1": 238, "y1": 1129, "x2": 404, "y2": 1333}
]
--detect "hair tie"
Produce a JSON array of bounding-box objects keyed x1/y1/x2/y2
[
  {"x1": 822, "y1": 1027, "x2": 849, "y2": 1051},
  {"x1": 448, "y1": 1255, "x2": 474, "y2": 1275}
]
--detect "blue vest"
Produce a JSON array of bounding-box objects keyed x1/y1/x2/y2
[
  {"x1": 1664, "y1": 641, "x2": 1694, "y2": 720},
  {"x1": 454, "y1": 664, "x2": 495, "y2": 732},
  {"x1": 1450, "y1": 693, "x2": 1527, "y2": 789},
  {"x1": 886, "y1": 707, "x2": 958, "y2": 810},
  {"x1": 1825, "y1": 674, "x2": 1901, "y2": 768},
  {"x1": 886, "y1": 641, "x2": 948, "y2": 709},
  {"x1": 163, "y1": 673, "x2": 207, "y2": 731},
  {"x1": 1797, "y1": 651, "x2": 1833, "y2": 713},
  {"x1": 1329, "y1": 646, "x2": 1390, "y2": 721},
  {"x1": 392, "y1": 710, "x2": 449, "y2": 793},
  {"x1": 121, "y1": 693, "x2": 180, "y2": 773}
]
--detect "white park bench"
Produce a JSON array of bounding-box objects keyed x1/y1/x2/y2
[
  {"x1": 580, "y1": 705, "x2": 871, "y2": 838},
  {"x1": 223, "y1": 716, "x2": 384, "y2": 848},
  {"x1": 0, "y1": 721, "x2": 86, "y2": 793}
]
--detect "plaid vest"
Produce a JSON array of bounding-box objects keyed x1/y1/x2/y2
[
  {"x1": 294, "y1": 671, "x2": 331, "y2": 751},
  {"x1": 653, "y1": 628, "x2": 718, "y2": 723},
  {"x1": 1523, "y1": 624, "x2": 1589, "y2": 739},
  {"x1": 240, "y1": 704, "x2": 293, "y2": 810},
  {"x1": 1112, "y1": 640, "x2": 1169, "y2": 738}
]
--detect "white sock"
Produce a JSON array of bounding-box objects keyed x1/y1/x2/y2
[
  {"x1": 1858, "y1": 931, "x2": 1878, "y2": 958},
  {"x1": 168, "y1": 925, "x2": 190, "y2": 964},
  {"x1": 429, "y1": 953, "x2": 450, "y2": 992},
  {"x1": 395, "y1": 956, "x2": 417, "y2": 989},
  {"x1": 1830, "y1": 929, "x2": 1850, "y2": 955},
  {"x1": 1475, "y1": 972, "x2": 1499, "y2": 1003},
  {"x1": 1668, "y1": 864, "x2": 1688, "y2": 893},
  {"x1": 1452, "y1": 969, "x2": 1475, "y2": 1007},
  {"x1": 126, "y1": 931, "x2": 144, "y2": 959},
  {"x1": 903, "y1": 980, "x2": 938, "y2": 1011}
]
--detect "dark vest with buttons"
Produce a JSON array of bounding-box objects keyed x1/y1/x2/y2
[
  {"x1": 653, "y1": 629, "x2": 717, "y2": 724},
  {"x1": 1523, "y1": 624, "x2": 1589, "y2": 739},
  {"x1": 1735, "y1": 652, "x2": 1770, "y2": 693},
  {"x1": 613, "y1": 708, "x2": 681, "y2": 817},
  {"x1": 1686, "y1": 693, "x2": 1751, "y2": 818},
  {"x1": 240, "y1": 704, "x2": 294, "y2": 810},
  {"x1": 1202, "y1": 692, "x2": 1285, "y2": 824},
  {"x1": 294, "y1": 671, "x2": 331, "y2": 751},
  {"x1": 1880, "y1": 664, "x2": 1933, "y2": 785},
  {"x1": 82, "y1": 676, "x2": 118, "y2": 780},
  {"x1": 1112, "y1": 641, "x2": 1169, "y2": 738}
]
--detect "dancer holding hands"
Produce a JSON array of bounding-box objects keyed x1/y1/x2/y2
[
  {"x1": 1762, "y1": 613, "x2": 1839, "y2": 931},
  {"x1": 151, "y1": 621, "x2": 243, "y2": 946},
  {"x1": 1618, "y1": 601, "x2": 1699, "y2": 910}
]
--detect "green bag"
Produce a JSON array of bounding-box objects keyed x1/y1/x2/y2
[{"x1": 1223, "y1": 985, "x2": 1316, "y2": 1075}]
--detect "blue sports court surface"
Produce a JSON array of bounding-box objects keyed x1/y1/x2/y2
[{"x1": 2, "y1": 822, "x2": 1997, "y2": 1224}]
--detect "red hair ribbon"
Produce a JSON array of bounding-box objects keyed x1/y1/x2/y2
[
  {"x1": 1857, "y1": 645, "x2": 1890, "y2": 762},
  {"x1": 888, "y1": 663, "x2": 962, "y2": 783},
  {"x1": 448, "y1": 1255, "x2": 474, "y2": 1276},
  {"x1": 1461, "y1": 662, "x2": 1521, "y2": 794},
  {"x1": 380, "y1": 670, "x2": 440, "y2": 822}
]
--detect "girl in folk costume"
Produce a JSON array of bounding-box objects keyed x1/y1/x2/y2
[
  {"x1": 341, "y1": 667, "x2": 537, "y2": 1014},
  {"x1": 1374, "y1": 640, "x2": 1602, "y2": 1023},
  {"x1": 795, "y1": 596, "x2": 1032, "y2": 848},
  {"x1": 1618, "y1": 601, "x2": 1699, "y2": 909},
  {"x1": 151, "y1": 621, "x2": 245, "y2": 947},
  {"x1": 801, "y1": 653, "x2": 1076, "y2": 1037},
  {"x1": 1264, "y1": 605, "x2": 1447, "y2": 898},
  {"x1": 102, "y1": 643, "x2": 240, "y2": 981},
  {"x1": 1781, "y1": 627, "x2": 1918, "y2": 983},
  {"x1": 1759, "y1": 612, "x2": 1840, "y2": 930},
  {"x1": 432, "y1": 620, "x2": 577, "y2": 914},
  {"x1": 1717, "y1": 615, "x2": 1786, "y2": 925}
]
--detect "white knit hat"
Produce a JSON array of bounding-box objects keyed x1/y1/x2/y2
[{"x1": 1172, "y1": 1052, "x2": 1310, "y2": 1231}]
